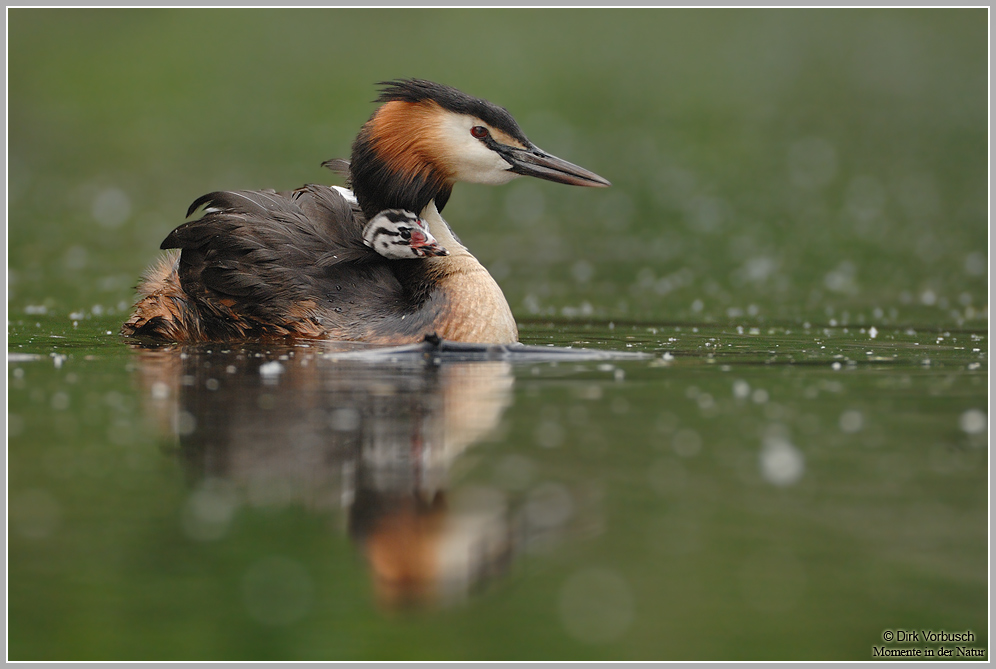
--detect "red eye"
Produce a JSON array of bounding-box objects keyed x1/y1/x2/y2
[{"x1": 470, "y1": 125, "x2": 488, "y2": 139}]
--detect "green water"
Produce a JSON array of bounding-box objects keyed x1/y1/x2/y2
[
  {"x1": 7, "y1": 319, "x2": 988, "y2": 660},
  {"x1": 7, "y1": 8, "x2": 989, "y2": 661}
]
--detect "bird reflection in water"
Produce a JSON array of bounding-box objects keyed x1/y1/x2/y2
[{"x1": 130, "y1": 342, "x2": 526, "y2": 609}]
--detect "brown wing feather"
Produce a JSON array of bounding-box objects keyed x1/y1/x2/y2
[{"x1": 124, "y1": 184, "x2": 444, "y2": 342}]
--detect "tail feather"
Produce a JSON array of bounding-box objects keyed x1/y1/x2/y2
[{"x1": 121, "y1": 250, "x2": 202, "y2": 340}]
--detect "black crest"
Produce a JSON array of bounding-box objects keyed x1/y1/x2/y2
[{"x1": 376, "y1": 79, "x2": 532, "y2": 148}]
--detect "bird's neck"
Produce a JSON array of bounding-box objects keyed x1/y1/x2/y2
[
  {"x1": 350, "y1": 113, "x2": 453, "y2": 220},
  {"x1": 410, "y1": 202, "x2": 518, "y2": 344},
  {"x1": 351, "y1": 168, "x2": 454, "y2": 222},
  {"x1": 418, "y1": 202, "x2": 469, "y2": 257}
]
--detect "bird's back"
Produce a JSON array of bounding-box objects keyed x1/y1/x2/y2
[{"x1": 123, "y1": 184, "x2": 442, "y2": 342}]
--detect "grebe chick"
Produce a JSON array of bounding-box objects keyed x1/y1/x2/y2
[
  {"x1": 123, "y1": 79, "x2": 610, "y2": 345},
  {"x1": 363, "y1": 210, "x2": 448, "y2": 259}
]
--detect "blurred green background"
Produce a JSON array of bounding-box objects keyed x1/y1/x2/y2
[
  {"x1": 8, "y1": 8, "x2": 988, "y2": 327},
  {"x1": 7, "y1": 8, "x2": 989, "y2": 662}
]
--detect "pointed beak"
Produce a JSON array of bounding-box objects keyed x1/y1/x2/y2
[{"x1": 506, "y1": 146, "x2": 611, "y2": 188}]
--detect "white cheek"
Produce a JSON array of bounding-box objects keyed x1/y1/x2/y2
[
  {"x1": 468, "y1": 159, "x2": 519, "y2": 185},
  {"x1": 440, "y1": 115, "x2": 518, "y2": 185}
]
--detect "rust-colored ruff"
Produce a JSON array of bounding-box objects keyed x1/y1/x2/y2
[{"x1": 369, "y1": 100, "x2": 455, "y2": 182}]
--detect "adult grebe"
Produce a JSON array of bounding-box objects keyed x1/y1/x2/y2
[{"x1": 122, "y1": 79, "x2": 609, "y2": 344}]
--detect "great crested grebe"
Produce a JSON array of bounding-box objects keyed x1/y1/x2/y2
[{"x1": 122, "y1": 79, "x2": 610, "y2": 344}]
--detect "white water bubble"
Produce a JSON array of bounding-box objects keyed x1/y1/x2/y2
[
  {"x1": 672, "y1": 428, "x2": 702, "y2": 457},
  {"x1": 824, "y1": 260, "x2": 859, "y2": 294},
  {"x1": 964, "y1": 252, "x2": 986, "y2": 277},
  {"x1": 259, "y1": 361, "x2": 284, "y2": 378},
  {"x1": 575, "y1": 384, "x2": 603, "y2": 401},
  {"x1": 50, "y1": 391, "x2": 70, "y2": 411},
  {"x1": 174, "y1": 410, "x2": 197, "y2": 436},
  {"x1": 959, "y1": 409, "x2": 986, "y2": 435},
  {"x1": 572, "y1": 259, "x2": 594, "y2": 284},
  {"x1": 760, "y1": 428, "x2": 804, "y2": 487},
  {"x1": 839, "y1": 410, "x2": 864, "y2": 434},
  {"x1": 182, "y1": 478, "x2": 239, "y2": 541},
  {"x1": 737, "y1": 256, "x2": 778, "y2": 285},
  {"x1": 732, "y1": 379, "x2": 750, "y2": 399},
  {"x1": 92, "y1": 187, "x2": 132, "y2": 228}
]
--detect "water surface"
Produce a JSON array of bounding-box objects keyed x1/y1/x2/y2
[{"x1": 8, "y1": 318, "x2": 987, "y2": 660}]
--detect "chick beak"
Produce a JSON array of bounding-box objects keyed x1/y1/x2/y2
[
  {"x1": 409, "y1": 228, "x2": 449, "y2": 257},
  {"x1": 506, "y1": 146, "x2": 611, "y2": 188},
  {"x1": 416, "y1": 243, "x2": 449, "y2": 258}
]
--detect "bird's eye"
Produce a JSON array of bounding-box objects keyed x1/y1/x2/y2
[
  {"x1": 470, "y1": 125, "x2": 489, "y2": 139},
  {"x1": 399, "y1": 227, "x2": 412, "y2": 240}
]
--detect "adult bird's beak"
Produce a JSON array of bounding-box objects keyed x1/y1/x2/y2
[{"x1": 505, "y1": 146, "x2": 611, "y2": 188}]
